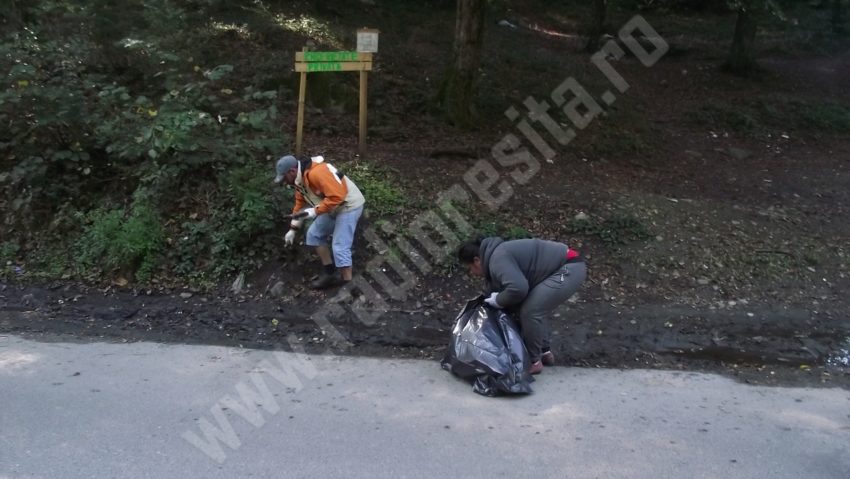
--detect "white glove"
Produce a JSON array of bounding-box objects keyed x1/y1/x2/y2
[
  {"x1": 284, "y1": 229, "x2": 297, "y2": 246},
  {"x1": 303, "y1": 207, "x2": 317, "y2": 219},
  {"x1": 483, "y1": 292, "x2": 501, "y2": 308}
]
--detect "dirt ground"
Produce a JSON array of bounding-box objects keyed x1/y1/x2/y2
[
  {"x1": 2, "y1": 268, "x2": 848, "y2": 389},
  {"x1": 2, "y1": 4, "x2": 849, "y2": 389}
]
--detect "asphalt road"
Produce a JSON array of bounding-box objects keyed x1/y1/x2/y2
[{"x1": 1, "y1": 335, "x2": 849, "y2": 479}]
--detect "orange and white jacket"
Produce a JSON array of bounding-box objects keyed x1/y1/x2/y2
[{"x1": 292, "y1": 156, "x2": 365, "y2": 216}]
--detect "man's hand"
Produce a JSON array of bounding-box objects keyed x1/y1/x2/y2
[
  {"x1": 483, "y1": 292, "x2": 501, "y2": 308},
  {"x1": 284, "y1": 229, "x2": 297, "y2": 246},
  {"x1": 286, "y1": 208, "x2": 317, "y2": 221}
]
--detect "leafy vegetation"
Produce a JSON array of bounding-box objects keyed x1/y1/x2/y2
[
  {"x1": 347, "y1": 162, "x2": 407, "y2": 217},
  {"x1": 1, "y1": 0, "x2": 291, "y2": 284},
  {"x1": 470, "y1": 215, "x2": 532, "y2": 241},
  {"x1": 76, "y1": 201, "x2": 164, "y2": 282},
  {"x1": 568, "y1": 213, "x2": 652, "y2": 246}
]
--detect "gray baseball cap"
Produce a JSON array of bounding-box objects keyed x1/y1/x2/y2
[{"x1": 274, "y1": 155, "x2": 298, "y2": 183}]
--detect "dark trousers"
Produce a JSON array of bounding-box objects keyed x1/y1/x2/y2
[{"x1": 517, "y1": 262, "x2": 587, "y2": 361}]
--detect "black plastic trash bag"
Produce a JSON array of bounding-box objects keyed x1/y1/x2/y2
[{"x1": 441, "y1": 296, "x2": 534, "y2": 396}]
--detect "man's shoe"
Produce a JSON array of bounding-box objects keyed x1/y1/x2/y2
[
  {"x1": 541, "y1": 351, "x2": 555, "y2": 366},
  {"x1": 311, "y1": 272, "x2": 341, "y2": 290},
  {"x1": 528, "y1": 360, "x2": 544, "y2": 375}
]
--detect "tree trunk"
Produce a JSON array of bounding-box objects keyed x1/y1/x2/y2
[
  {"x1": 439, "y1": 0, "x2": 486, "y2": 127},
  {"x1": 834, "y1": 0, "x2": 845, "y2": 35},
  {"x1": 584, "y1": 0, "x2": 610, "y2": 52},
  {"x1": 726, "y1": 4, "x2": 759, "y2": 76},
  {"x1": 5, "y1": 0, "x2": 25, "y2": 30}
]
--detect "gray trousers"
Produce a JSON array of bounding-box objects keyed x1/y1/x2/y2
[{"x1": 517, "y1": 261, "x2": 587, "y2": 362}]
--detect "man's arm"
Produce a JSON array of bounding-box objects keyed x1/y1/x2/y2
[{"x1": 291, "y1": 188, "x2": 306, "y2": 216}]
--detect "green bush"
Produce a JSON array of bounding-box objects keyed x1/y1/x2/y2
[
  {"x1": 0, "y1": 241, "x2": 19, "y2": 262},
  {"x1": 166, "y1": 161, "x2": 285, "y2": 280},
  {"x1": 0, "y1": 1, "x2": 289, "y2": 285},
  {"x1": 76, "y1": 202, "x2": 164, "y2": 281},
  {"x1": 348, "y1": 162, "x2": 406, "y2": 217},
  {"x1": 1, "y1": 26, "x2": 284, "y2": 221},
  {"x1": 208, "y1": 163, "x2": 282, "y2": 277},
  {"x1": 0, "y1": 241, "x2": 21, "y2": 277},
  {"x1": 226, "y1": 164, "x2": 279, "y2": 236}
]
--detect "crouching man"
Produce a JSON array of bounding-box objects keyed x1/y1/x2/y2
[{"x1": 274, "y1": 155, "x2": 365, "y2": 289}]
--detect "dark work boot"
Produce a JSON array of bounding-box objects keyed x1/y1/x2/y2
[{"x1": 311, "y1": 271, "x2": 342, "y2": 290}]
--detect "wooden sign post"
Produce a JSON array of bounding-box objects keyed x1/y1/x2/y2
[{"x1": 294, "y1": 50, "x2": 374, "y2": 158}]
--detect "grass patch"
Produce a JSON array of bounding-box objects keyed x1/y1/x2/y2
[
  {"x1": 790, "y1": 102, "x2": 850, "y2": 132},
  {"x1": 469, "y1": 213, "x2": 533, "y2": 240},
  {"x1": 729, "y1": 251, "x2": 797, "y2": 281},
  {"x1": 687, "y1": 104, "x2": 762, "y2": 135},
  {"x1": 592, "y1": 124, "x2": 655, "y2": 157},
  {"x1": 26, "y1": 247, "x2": 72, "y2": 280},
  {"x1": 0, "y1": 241, "x2": 20, "y2": 264},
  {"x1": 347, "y1": 162, "x2": 406, "y2": 217},
  {"x1": 0, "y1": 241, "x2": 21, "y2": 278},
  {"x1": 688, "y1": 99, "x2": 850, "y2": 136},
  {"x1": 75, "y1": 202, "x2": 164, "y2": 282},
  {"x1": 589, "y1": 102, "x2": 660, "y2": 159},
  {"x1": 568, "y1": 212, "x2": 652, "y2": 246}
]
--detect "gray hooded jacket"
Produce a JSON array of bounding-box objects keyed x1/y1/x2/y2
[{"x1": 480, "y1": 237, "x2": 569, "y2": 308}]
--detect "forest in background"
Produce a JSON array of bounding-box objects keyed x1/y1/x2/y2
[{"x1": 1, "y1": 0, "x2": 848, "y2": 291}]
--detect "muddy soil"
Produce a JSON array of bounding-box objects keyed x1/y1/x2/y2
[{"x1": 2, "y1": 281, "x2": 848, "y2": 389}]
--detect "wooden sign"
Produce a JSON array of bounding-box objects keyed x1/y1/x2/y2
[
  {"x1": 295, "y1": 62, "x2": 372, "y2": 72},
  {"x1": 297, "y1": 51, "x2": 368, "y2": 62},
  {"x1": 293, "y1": 49, "x2": 375, "y2": 158},
  {"x1": 294, "y1": 51, "x2": 373, "y2": 72}
]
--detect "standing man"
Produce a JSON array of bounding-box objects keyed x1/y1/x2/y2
[
  {"x1": 274, "y1": 155, "x2": 365, "y2": 289},
  {"x1": 457, "y1": 236, "x2": 586, "y2": 374}
]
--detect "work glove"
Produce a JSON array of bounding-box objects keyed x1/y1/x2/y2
[
  {"x1": 284, "y1": 229, "x2": 297, "y2": 246},
  {"x1": 302, "y1": 207, "x2": 317, "y2": 219},
  {"x1": 483, "y1": 292, "x2": 501, "y2": 309}
]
